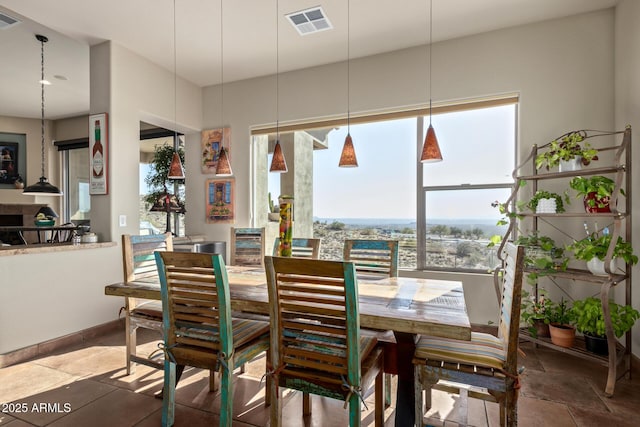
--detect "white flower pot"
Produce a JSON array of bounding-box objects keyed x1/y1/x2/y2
[
  {"x1": 559, "y1": 157, "x2": 582, "y2": 172},
  {"x1": 536, "y1": 198, "x2": 557, "y2": 214},
  {"x1": 586, "y1": 258, "x2": 621, "y2": 276}
]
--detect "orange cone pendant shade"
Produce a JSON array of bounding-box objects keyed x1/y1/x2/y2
[
  {"x1": 339, "y1": 133, "x2": 358, "y2": 167},
  {"x1": 270, "y1": 140, "x2": 287, "y2": 173},
  {"x1": 167, "y1": 151, "x2": 185, "y2": 179},
  {"x1": 215, "y1": 147, "x2": 232, "y2": 176},
  {"x1": 420, "y1": 124, "x2": 443, "y2": 163}
]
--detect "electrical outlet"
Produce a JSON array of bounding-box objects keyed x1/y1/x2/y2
[{"x1": 119, "y1": 215, "x2": 127, "y2": 227}]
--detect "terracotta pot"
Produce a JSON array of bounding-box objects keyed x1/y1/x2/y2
[
  {"x1": 584, "y1": 192, "x2": 611, "y2": 213},
  {"x1": 584, "y1": 334, "x2": 608, "y2": 356},
  {"x1": 532, "y1": 319, "x2": 550, "y2": 338},
  {"x1": 549, "y1": 323, "x2": 576, "y2": 348}
]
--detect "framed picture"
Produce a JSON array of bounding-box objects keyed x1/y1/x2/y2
[
  {"x1": 201, "y1": 127, "x2": 230, "y2": 174},
  {"x1": 0, "y1": 141, "x2": 21, "y2": 186},
  {"x1": 206, "y1": 178, "x2": 235, "y2": 223},
  {"x1": 89, "y1": 113, "x2": 108, "y2": 195}
]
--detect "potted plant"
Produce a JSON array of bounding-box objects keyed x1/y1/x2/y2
[
  {"x1": 567, "y1": 233, "x2": 638, "y2": 276},
  {"x1": 548, "y1": 298, "x2": 576, "y2": 348},
  {"x1": 535, "y1": 131, "x2": 598, "y2": 172},
  {"x1": 569, "y1": 176, "x2": 623, "y2": 213},
  {"x1": 570, "y1": 297, "x2": 640, "y2": 355},
  {"x1": 521, "y1": 288, "x2": 555, "y2": 338},
  {"x1": 514, "y1": 232, "x2": 568, "y2": 271},
  {"x1": 268, "y1": 192, "x2": 280, "y2": 221},
  {"x1": 526, "y1": 190, "x2": 569, "y2": 214}
]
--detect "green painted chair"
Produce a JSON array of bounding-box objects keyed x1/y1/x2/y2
[
  {"x1": 272, "y1": 237, "x2": 321, "y2": 259},
  {"x1": 265, "y1": 256, "x2": 385, "y2": 427},
  {"x1": 412, "y1": 243, "x2": 525, "y2": 427},
  {"x1": 344, "y1": 238, "x2": 399, "y2": 407},
  {"x1": 155, "y1": 251, "x2": 270, "y2": 427}
]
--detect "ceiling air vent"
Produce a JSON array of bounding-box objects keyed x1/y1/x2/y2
[
  {"x1": 286, "y1": 6, "x2": 332, "y2": 36},
  {"x1": 0, "y1": 12, "x2": 20, "y2": 30}
]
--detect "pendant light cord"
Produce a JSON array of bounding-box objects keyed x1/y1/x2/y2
[
  {"x1": 346, "y1": 0, "x2": 350, "y2": 132},
  {"x1": 428, "y1": 0, "x2": 433, "y2": 126},
  {"x1": 276, "y1": 0, "x2": 279, "y2": 141},
  {"x1": 40, "y1": 36, "x2": 46, "y2": 178},
  {"x1": 173, "y1": 0, "x2": 178, "y2": 146},
  {"x1": 221, "y1": 0, "x2": 224, "y2": 146}
]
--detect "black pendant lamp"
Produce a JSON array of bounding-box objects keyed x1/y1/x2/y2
[{"x1": 24, "y1": 34, "x2": 62, "y2": 196}]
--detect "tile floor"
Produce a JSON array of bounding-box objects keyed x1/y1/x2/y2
[{"x1": 0, "y1": 327, "x2": 638, "y2": 426}]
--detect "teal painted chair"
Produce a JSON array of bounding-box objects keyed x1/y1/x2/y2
[
  {"x1": 230, "y1": 227, "x2": 265, "y2": 267},
  {"x1": 155, "y1": 251, "x2": 270, "y2": 427},
  {"x1": 272, "y1": 237, "x2": 321, "y2": 259},
  {"x1": 343, "y1": 239, "x2": 399, "y2": 278},
  {"x1": 344, "y1": 238, "x2": 399, "y2": 407},
  {"x1": 412, "y1": 243, "x2": 525, "y2": 427},
  {"x1": 264, "y1": 256, "x2": 385, "y2": 427}
]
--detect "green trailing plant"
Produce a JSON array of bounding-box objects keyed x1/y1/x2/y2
[
  {"x1": 569, "y1": 176, "x2": 624, "y2": 208},
  {"x1": 548, "y1": 298, "x2": 574, "y2": 326},
  {"x1": 570, "y1": 297, "x2": 639, "y2": 338},
  {"x1": 521, "y1": 288, "x2": 555, "y2": 336},
  {"x1": 526, "y1": 190, "x2": 569, "y2": 213},
  {"x1": 567, "y1": 234, "x2": 638, "y2": 265},
  {"x1": 514, "y1": 232, "x2": 568, "y2": 283},
  {"x1": 535, "y1": 130, "x2": 598, "y2": 170}
]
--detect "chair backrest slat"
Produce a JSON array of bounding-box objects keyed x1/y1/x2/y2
[
  {"x1": 122, "y1": 233, "x2": 173, "y2": 283},
  {"x1": 343, "y1": 239, "x2": 399, "y2": 278},
  {"x1": 155, "y1": 251, "x2": 232, "y2": 356},
  {"x1": 497, "y1": 243, "x2": 525, "y2": 372},
  {"x1": 230, "y1": 227, "x2": 265, "y2": 266},
  {"x1": 265, "y1": 256, "x2": 360, "y2": 386},
  {"x1": 272, "y1": 237, "x2": 321, "y2": 259}
]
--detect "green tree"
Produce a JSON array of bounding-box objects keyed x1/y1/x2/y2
[
  {"x1": 449, "y1": 226, "x2": 463, "y2": 238},
  {"x1": 430, "y1": 225, "x2": 449, "y2": 237},
  {"x1": 327, "y1": 221, "x2": 345, "y2": 231}
]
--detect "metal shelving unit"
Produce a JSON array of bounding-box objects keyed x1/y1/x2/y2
[{"x1": 499, "y1": 126, "x2": 632, "y2": 397}]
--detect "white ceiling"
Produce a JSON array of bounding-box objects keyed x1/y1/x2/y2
[{"x1": 0, "y1": 0, "x2": 618, "y2": 120}]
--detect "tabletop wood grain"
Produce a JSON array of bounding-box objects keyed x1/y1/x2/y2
[{"x1": 105, "y1": 266, "x2": 471, "y2": 340}]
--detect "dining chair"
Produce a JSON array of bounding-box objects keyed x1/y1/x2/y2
[
  {"x1": 264, "y1": 255, "x2": 385, "y2": 427},
  {"x1": 412, "y1": 243, "x2": 525, "y2": 427},
  {"x1": 343, "y1": 239, "x2": 399, "y2": 278},
  {"x1": 272, "y1": 237, "x2": 321, "y2": 259},
  {"x1": 121, "y1": 233, "x2": 173, "y2": 374},
  {"x1": 344, "y1": 238, "x2": 399, "y2": 407},
  {"x1": 155, "y1": 251, "x2": 270, "y2": 427},
  {"x1": 229, "y1": 227, "x2": 265, "y2": 267}
]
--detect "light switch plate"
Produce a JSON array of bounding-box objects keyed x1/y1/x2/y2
[{"x1": 119, "y1": 215, "x2": 127, "y2": 227}]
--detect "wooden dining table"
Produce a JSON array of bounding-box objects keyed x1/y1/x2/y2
[{"x1": 105, "y1": 265, "x2": 471, "y2": 425}]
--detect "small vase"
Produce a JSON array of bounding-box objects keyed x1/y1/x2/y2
[
  {"x1": 559, "y1": 157, "x2": 582, "y2": 172},
  {"x1": 586, "y1": 258, "x2": 621, "y2": 276},
  {"x1": 549, "y1": 323, "x2": 576, "y2": 348},
  {"x1": 584, "y1": 334, "x2": 608, "y2": 356}
]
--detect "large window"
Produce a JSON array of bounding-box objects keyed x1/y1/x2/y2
[
  {"x1": 420, "y1": 104, "x2": 516, "y2": 272},
  {"x1": 257, "y1": 97, "x2": 517, "y2": 273}
]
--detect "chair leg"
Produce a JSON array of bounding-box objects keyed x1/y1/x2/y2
[
  {"x1": 348, "y1": 388, "x2": 362, "y2": 427},
  {"x1": 384, "y1": 373, "x2": 392, "y2": 408},
  {"x1": 269, "y1": 376, "x2": 282, "y2": 427},
  {"x1": 414, "y1": 366, "x2": 423, "y2": 427},
  {"x1": 161, "y1": 360, "x2": 176, "y2": 427},
  {"x1": 303, "y1": 392, "x2": 311, "y2": 416},
  {"x1": 264, "y1": 349, "x2": 272, "y2": 407},
  {"x1": 505, "y1": 388, "x2": 518, "y2": 427},
  {"x1": 375, "y1": 368, "x2": 384, "y2": 427},
  {"x1": 209, "y1": 370, "x2": 217, "y2": 392},
  {"x1": 125, "y1": 311, "x2": 135, "y2": 375},
  {"x1": 219, "y1": 357, "x2": 234, "y2": 427},
  {"x1": 240, "y1": 363, "x2": 246, "y2": 374}
]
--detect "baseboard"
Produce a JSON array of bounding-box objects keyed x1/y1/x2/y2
[{"x1": 0, "y1": 318, "x2": 124, "y2": 368}]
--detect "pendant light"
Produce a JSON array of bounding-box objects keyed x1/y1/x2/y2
[
  {"x1": 167, "y1": 0, "x2": 185, "y2": 180},
  {"x1": 420, "y1": 0, "x2": 443, "y2": 163},
  {"x1": 269, "y1": 0, "x2": 288, "y2": 173},
  {"x1": 339, "y1": 0, "x2": 358, "y2": 168},
  {"x1": 215, "y1": 0, "x2": 233, "y2": 177},
  {"x1": 23, "y1": 34, "x2": 62, "y2": 196}
]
